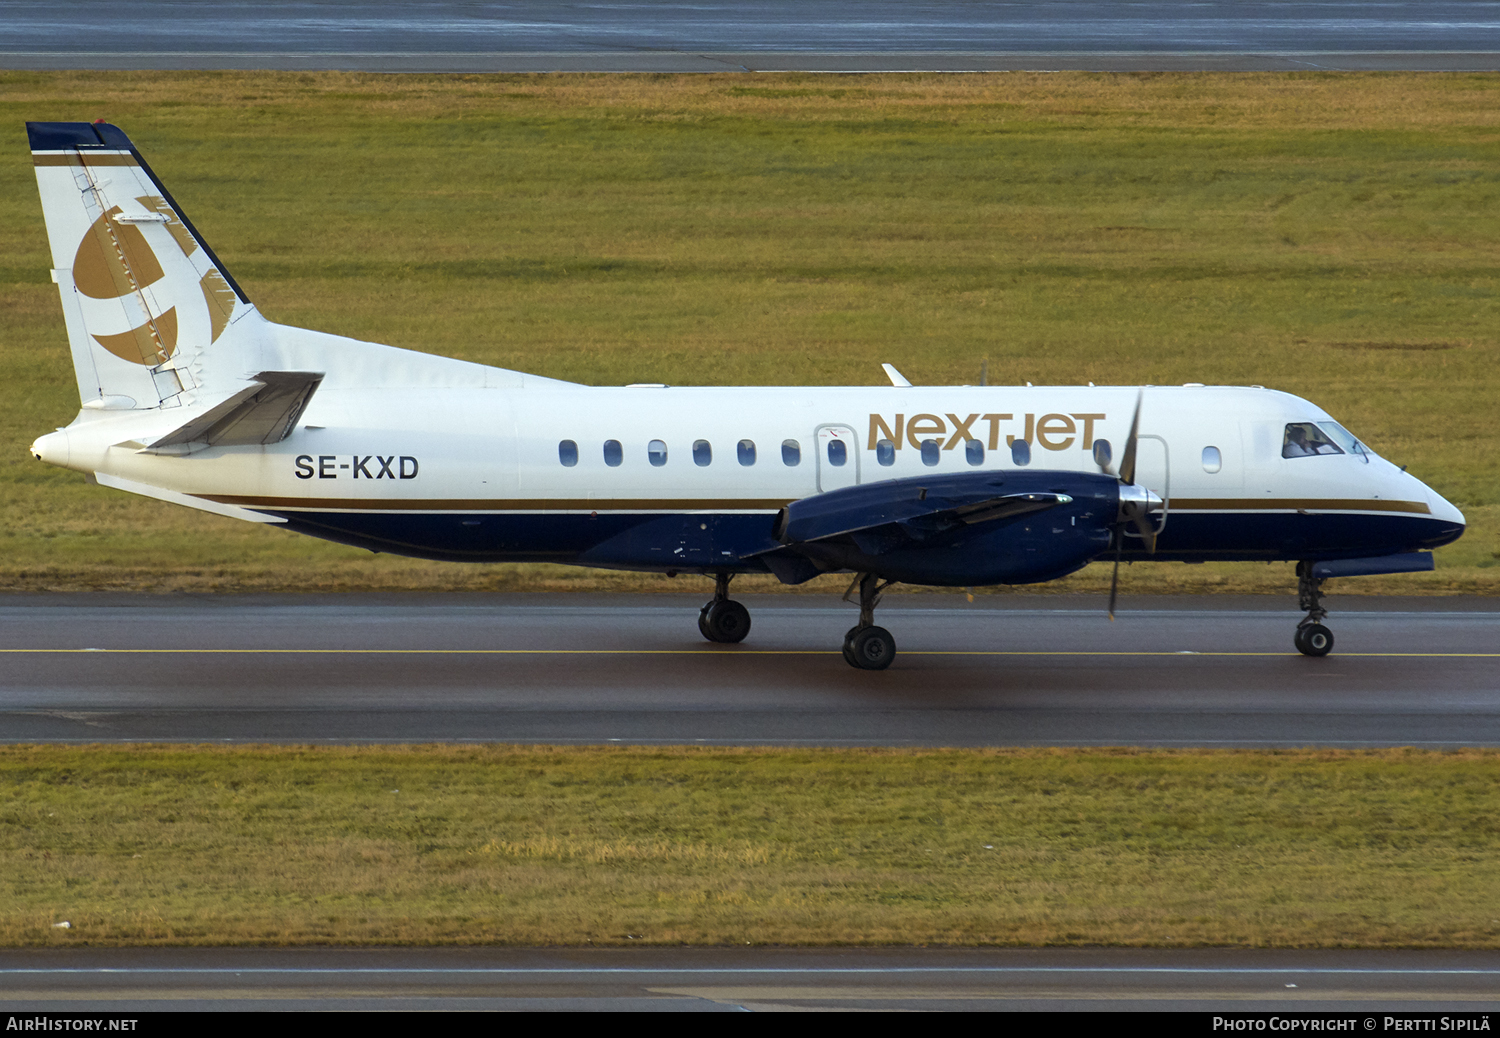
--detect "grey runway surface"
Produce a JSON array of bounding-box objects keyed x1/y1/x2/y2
[
  {"x1": 4, "y1": 947, "x2": 1500, "y2": 1011},
  {"x1": 2, "y1": 1, "x2": 1499, "y2": 71},
  {"x1": 0, "y1": 593, "x2": 1495, "y2": 746}
]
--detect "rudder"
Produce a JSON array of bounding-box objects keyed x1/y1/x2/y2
[{"x1": 28, "y1": 121, "x2": 258, "y2": 411}]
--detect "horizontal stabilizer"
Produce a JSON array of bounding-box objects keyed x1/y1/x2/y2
[{"x1": 148, "y1": 371, "x2": 323, "y2": 449}]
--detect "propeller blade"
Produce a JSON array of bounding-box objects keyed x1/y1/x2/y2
[
  {"x1": 1108, "y1": 538, "x2": 1122, "y2": 620},
  {"x1": 1131, "y1": 513, "x2": 1158, "y2": 555},
  {"x1": 1108, "y1": 390, "x2": 1150, "y2": 618},
  {"x1": 1119, "y1": 389, "x2": 1143, "y2": 487}
]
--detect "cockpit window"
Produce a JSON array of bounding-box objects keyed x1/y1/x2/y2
[
  {"x1": 1317, "y1": 421, "x2": 1371, "y2": 461},
  {"x1": 1282, "y1": 422, "x2": 1344, "y2": 458}
]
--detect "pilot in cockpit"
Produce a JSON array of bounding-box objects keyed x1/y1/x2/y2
[{"x1": 1282, "y1": 422, "x2": 1343, "y2": 458}]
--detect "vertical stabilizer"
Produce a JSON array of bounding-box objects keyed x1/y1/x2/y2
[{"x1": 28, "y1": 121, "x2": 261, "y2": 411}]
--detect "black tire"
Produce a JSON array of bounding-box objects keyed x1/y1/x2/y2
[
  {"x1": 842, "y1": 626, "x2": 860, "y2": 667},
  {"x1": 1295, "y1": 623, "x2": 1334, "y2": 657},
  {"x1": 848, "y1": 626, "x2": 896, "y2": 670},
  {"x1": 701, "y1": 599, "x2": 751, "y2": 644}
]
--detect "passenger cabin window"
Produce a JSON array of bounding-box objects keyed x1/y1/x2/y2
[
  {"x1": 1282, "y1": 422, "x2": 1343, "y2": 458},
  {"x1": 603, "y1": 439, "x2": 623, "y2": 467},
  {"x1": 920, "y1": 438, "x2": 940, "y2": 466},
  {"x1": 1011, "y1": 439, "x2": 1032, "y2": 466},
  {"x1": 876, "y1": 438, "x2": 896, "y2": 466},
  {"x1": 1092, "y1": 439, "x2": 1112, "y2": 470},
  {"x1": 782, "y1": 439, "x2": 801, "y2": 466},
  {"x1": 648, "y1": 439, "x2": 669, "y2": 467},
  {"x1": 965, "y1": 439, "x2": 984, "y2": 466},
  {"x1": 693, "y1": 439, "x2": 712, "y2": 467},
  {"x1": 558, "y1": 440, "x2": 578, "y2": 467},
  {"x1": 827, "y1": 439, "x2": 847, "y2": 466},
  {"x1": 1202, "y1": 446, "x2": 1222, "y2": 473},
  {"x1": 737, "y1": 439, "x2": 756, "y2": 466}
]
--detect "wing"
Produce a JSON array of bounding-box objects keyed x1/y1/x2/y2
[{"x1": 766, "y1": 470, "x2": 1123, "y2": 587}]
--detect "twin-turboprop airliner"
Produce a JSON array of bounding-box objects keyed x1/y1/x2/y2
[{"x1": 25, "y1": 121, "x2": 1467, "y2": 669}]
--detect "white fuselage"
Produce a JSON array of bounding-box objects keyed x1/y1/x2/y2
[{"x1": 33, "y1": 378, "x2": 1465, "y2": 574}]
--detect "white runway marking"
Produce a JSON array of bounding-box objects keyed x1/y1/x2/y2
[
  {"x1": 3, "y1": 648, "x2": 1497, "y2": 657},
  {"x1": 6, "y1": 966, "x2": 1500, "y2": 976}
]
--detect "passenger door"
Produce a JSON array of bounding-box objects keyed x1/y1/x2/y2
[
  {"x1": 815, "y1": 424, "x2": 860, "y2": 492},
  {"x1": 1127, "y1": 433, "x2": 1170, "y2": 542}
]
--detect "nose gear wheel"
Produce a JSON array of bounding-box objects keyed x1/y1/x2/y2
[
  {"x1": 1294, "y1": 622, "x2": 1334, "y2": 657},
  {"x1": 1294, "y1": 562, "x2": 1335, "y2": 657}
]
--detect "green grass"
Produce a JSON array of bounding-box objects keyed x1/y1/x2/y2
[
  {"x1": 1, "y1": 71, "x2": 1497, "y2": 593},
  {"x1": 5, "y1": 745, "x2": 1500, "y2": 947}
]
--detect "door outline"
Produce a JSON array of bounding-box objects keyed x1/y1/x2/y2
[
  {"x1": 814, "y1": 424, "x2": 861, "y2": 492},
  {"x1": 1125, "y1": 433, "x2": 1170, "y2": 539}
]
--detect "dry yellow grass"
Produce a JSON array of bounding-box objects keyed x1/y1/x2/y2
[{"x1": 6, "y1": 744, "x2": 1500, "y2": 948}]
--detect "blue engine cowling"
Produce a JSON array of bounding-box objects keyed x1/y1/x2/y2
[{"x1": 774, "y1": 470, "x2": 1122, "y2": 587}]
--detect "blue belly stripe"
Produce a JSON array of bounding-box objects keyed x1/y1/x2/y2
[{"x1": 263, "y1": 508, "x2": 1463, "y2": 573}]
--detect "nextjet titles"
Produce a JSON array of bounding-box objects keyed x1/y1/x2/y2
[
  {"x1": 867, "y1": 412, "x2": 1107, "y2": 452},
  {"x1": 294, "y1": 455, "x2": 419, "y2": 480}
]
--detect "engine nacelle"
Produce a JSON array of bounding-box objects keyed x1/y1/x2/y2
[{"x1": 777, "y1": 470, "x2": 1124, "y2": 587}]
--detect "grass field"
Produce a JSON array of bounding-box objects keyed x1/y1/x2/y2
[
  {"x1": 1, "y1": 71, "x2": 1496, "y2": 594},
  {"x1": 5, "y1": 744, "x2": 1500, "y2": 948}
]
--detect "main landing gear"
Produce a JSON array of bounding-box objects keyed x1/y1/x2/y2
[
  {"x1": 1294, "y1": 561, "x2": 1334, "y2": 657},
  {"x1": 698, "y1": 572, "x2": 751, "y2": 644},
  {"x1": 842, "y1": 572, "x2": 896, "y2": 671}
]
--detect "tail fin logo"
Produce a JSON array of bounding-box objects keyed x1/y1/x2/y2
[
  {"x1": 70, "y1": 198, "x2": 236, "y2": 366},
  {"x1": 74, "y1": 206, "x2": 163, "y2": 300},
  {"x1": 92, "y1": 307, "x2": 177, "y2": 367}
]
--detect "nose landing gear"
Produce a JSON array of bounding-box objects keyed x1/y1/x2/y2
[
  {"x1": 842, "y1": 572, "x2": 896, "y2": 670},
  {"x1": 698, "y1": 572, "x2": 751, "y2": 643},
  {"x1": 1294, "y1": 561, "x2": 1335, "y2": 657}
]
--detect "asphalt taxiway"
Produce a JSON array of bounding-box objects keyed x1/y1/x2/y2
[
  {"x1": 4, "y1": 947, "x2": 1500, "y2": 1011},
  {"x1": 0, "y1": 593, "x2": 1494, "y2": 746},
  {"x1": 3, "y1": 1, "x2": 1499, "y2": 72},
  {"x1": 7, "y1": 51, "x2": 1500, "y2": 72}
]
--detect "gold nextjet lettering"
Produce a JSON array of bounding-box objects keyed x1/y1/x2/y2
[{"x1": 868, "y1": 412, "x2": 1106, "y2": 452}]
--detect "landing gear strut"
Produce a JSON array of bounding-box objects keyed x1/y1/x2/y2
[
  {"x1": 1294, "y1": 561, "x2": 1334, "y2": 657},
  {"x1": 842, "y1": 572, "x2": 896, "y2": 670},
  {"x1": 698, "y1": 572, "x2": 751, "y2": 643}
]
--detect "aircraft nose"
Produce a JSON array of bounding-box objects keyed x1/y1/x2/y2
[{"x1": 1426, "y1": 487, "x2": 1466, "y2": 529}]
